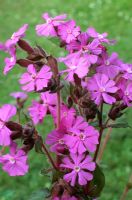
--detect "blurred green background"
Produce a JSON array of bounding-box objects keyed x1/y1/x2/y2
[{"x1": 0, "y1": 0, "x2": 132, "y2": 199}]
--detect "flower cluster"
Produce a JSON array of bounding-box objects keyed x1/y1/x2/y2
[{"x1": 0, "y1": 12, "x2": 132, "y2": 200}]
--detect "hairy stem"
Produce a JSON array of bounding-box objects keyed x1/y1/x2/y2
[
  {"x1": 97, "y1": 127, "x2": 112, "y2": 163},
  {"x1": 57, "y1": 89, "x2": 61, "y2": 129},
  {"x1": 93, "y1": 103, "x2": 103, "y2": 161},
  {"x1": 42, "y1": 143, "x2": 58, "y2": 170},
  {"x1": 17, "y1": 108, "x2": 21, "y2": 123},
  {"x1": 120, "y1": 187, "x2": 129, "y2": 200}
]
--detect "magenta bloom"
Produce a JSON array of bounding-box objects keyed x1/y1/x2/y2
[
  {"x1": 28, "y1": 101, "x2": 45, "y2": 125},
  {"x1": 58, "y1": 20, "x2": 80, "y2": 43},
  {"x1": 1, "y1": 24, "x2": 28, "y2": 74},
  {"x1": 36, "y1": 13, "x2": 67, "y2": 37},
  {"x1": 0, "y1": 142, "x2": 29, "y2": 176},
  {"x1": 46, "y1": 129, "x2": 65, "y2": 154},
  {"x1": 60, "y1": 55, "x2": 89, "y2": 82},
  {"x1": 10, "y1": 91, "x2": 27, "y2": 100},
  {"x1": 66, "y1": 32, "x2": 89, "y2": 53},
  {"x1": 19, "y1": 64, "x2": 52, "y2": 92},
  {"x1": 120, "y1": 63, "x2": 132, "y2": 80},
  {"x1": 87, "y1": 73, "x2": 118, "y2": 105},
  {"x1": 87, "y1": 27, "x2": 109, "y2": 43},
  {"x1": 60, "y1": 154, "x2": 96, "y2": 186},
  {"x1": 64, "y1": 116, "x2": 99, "y2": 154},
  {"x1": 5, "y1": 24, "x2": 28, "y2": 49},
  {"x1": 29, "y1": 92, "x2": 57, "y2": 124},
  {"x1": 3, "y1": 47, "x2": 16, "y2": 75},
  {"x1": 97, "y1": 52, "x2": 121, "y2": 79},
  {"x1": 51, "y1": 104, "x2": 76, "y2": 128},
  {"x1": 61, "y1": 38, "x2": 101, "y2": 66},
  {"x1": 40, "y1": 91, "x2": 57, "y2": 107},
  {"x1": 117, "y1": 78, "x2": 132, "y2": 106},
  {"x1": 0, "y1": 104, "x2": 16, "y2": 146}
]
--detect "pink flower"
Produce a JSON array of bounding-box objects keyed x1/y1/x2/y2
[
  {"x1": 66, "y1": 32, "x2": 89, "y2": 53},
  {"x1": 87, "y1": 73, "x2": 118, "y2": 105},
  {"x1": 10, "y1": 91, "x2": 27, "y2": 100},
  {"x1": 28, "y1": 101, "x2": 45, "y2": 125},
  {"x1": 0, "y1": 104, "x2": 16, "y2": 146},
  {"x1": 5, "y1": 24, "x2": 28, "y2": 49},
  {"x1": 117, "y1": 78, "x2": 132, "y2": 106},
  {"x1": 51, "y1": 104, "x2": 76, "y2": 128},
  {"x1": 0, "y1": 24, "x2": 28, "y2": 74},
  {"x1": 3, "y1": 47, "x2": 16, "y2": 75},
  {"x1": 46, "y1": 129, "x2": 65, "y2": 154},
  {"x1": 0, "y1": 142, "x2": 29, "y2": 176},
  {"x1": 120, "y1": 63, "x2": 132, "y2": 80},
  {"x1": 40, "y1": 91, "x2": 57, "y2": 107},
  {"x1": 29, "y1": 92, "x2": 57, "y2": 124},
  {"x1": 60, "y1": 153, "x2": 96, "y2": 186},
  {"x1": 36, "y1": 13, "x2": 67, "y2": 37},
  {"x1": 58, "y1": 20, "x2": 80, "y2": 43},
  {"x1": 96, "y1": 52, "x2": 121, "y2": 79},
  {"x1": 64, "y1": 116, "x2": 99, "y2": 154},
  {"x1": 60, "y1": 55, "x2": 89, "y2": 82},
  {"x1": 61, "y1": 38, "x2": 101, "y2": 66},
  {"x1": 19, "y1": 64, "x2": 52, "y2": 92},
  {"x1": 87, "y1": 27, "x2": 110, "y2": 44}
]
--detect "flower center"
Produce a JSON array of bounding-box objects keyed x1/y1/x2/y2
[
  {"x1": 70, "y1": 65, "x2": 77, "y2": 70},
  {"x1": 98, "y1": 34, "x2": 103, "y2": 39},
  {"x1": 31, "y1": 74, "x2": 36, "y2": 79},
  {"x1": 9, "y1": 157, "x2": 16, "y2": 164},
  {"x1": 58, "y1": 139, "x2": 64, "y2": 144},
  {"x1": 63, "y1": 111, "x2": 68, "y2": 117},
  {"x1": 67, "y1": 29, "x2": 72, "y2": 34},
  {"x1": 125, "y1": 91, "x2": 129, "y2": 96},
  {"x1": 99, "y1": 87, "x2": 106, "y2": 92},
  {"x1": 79, "y1": 132, "x2": 86, "y2": 140},
  {"x1": 82, "y1": 46, "x2": 88, "y2": 53},
  {"x1": 105, "y1": 60, "x2": 110, "y2": 66},
  {"x1": 74, "y1": 166, "x2": 80, "y2": 172},
  {"x1": 47, "y1": 18, "x2": 52, "y2": 23}
]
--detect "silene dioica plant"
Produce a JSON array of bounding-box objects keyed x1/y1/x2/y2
[{"x1": 0, "y1": 13, "x2": 132, "y2": 200}]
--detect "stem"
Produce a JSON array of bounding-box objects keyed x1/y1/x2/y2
[
  {"x1": 0, "y1": 146, "x2": 6, "y2": 155},
  {"x1": 93, "y1": 103, "x2": 103, "y2": 161},
  {"x1": 42, "y1": 143, "x2": 58, "y2": 170},
  {"x1": 120, "y1": 187, "x2": 129, "y2": 200},
  {"x1": 57, "y1": 90, "x2": 61, "y2": 129},
  {"x1": 17, "y1": 108, "x2": 21, "y2": 123},
  {"x1": 97, "y1": 127, "x2": 112, "y2": 163}
]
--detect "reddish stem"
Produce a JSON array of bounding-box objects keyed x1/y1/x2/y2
[
  {"x1": 57, "y1": 90, "x2": 61, "y2": 129},
  {"x1": 120, "y1": 187, "x2": 129, "y2": 200},
  {"x1": 42, "y1": 143, "x2": 58, "y2": 170},
  {"x1": 93, "y1": 103, "x2": 103, "y2": 161},
  {"x1": 97, "y1": 127, "x2": 112, "y2": 163}
]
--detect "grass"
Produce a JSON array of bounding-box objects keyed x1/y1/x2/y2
[{"x1": 0, "y1": 0, "x2": 132, "y2": 199}]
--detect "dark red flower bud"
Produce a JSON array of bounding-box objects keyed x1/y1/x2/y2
[{"x1": 18, "y1": 39, "x2": 34, "y2": 54}]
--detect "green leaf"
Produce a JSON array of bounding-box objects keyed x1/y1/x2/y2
[
  {"x1": 108, "y1": 122, "x2": 131, "y2": 128},
  {"x1": 87, "y1": 165, "x2": 105, "y2": 198},
  {"x1": 89, "y1": 121, "x2": 99, "y2": 128},
  {"x1": 34, "y1": 135, "x2": 44, "y2": 154},
  {"x1": 29, "y1": 189, "x2": 50, "y2": 200}
]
